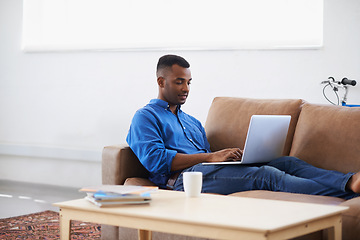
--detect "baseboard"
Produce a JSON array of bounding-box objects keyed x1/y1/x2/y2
[
  {"x1": 0, "y1": 143, "x2": 102, "y2": 187},
  {"x1": 0, "y1": 143, "x2": 101, "y2": 162}
]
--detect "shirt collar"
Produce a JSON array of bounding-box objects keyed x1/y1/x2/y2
[{"x1": 150, "y1": 99, "x2": 182, "y2": 112}]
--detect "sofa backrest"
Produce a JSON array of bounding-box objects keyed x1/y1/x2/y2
[
  {"x1": 205, "y1": 97, "x2": 305, "y2": 155},
  {"x1": 290, "y1": 103, "x2": 360, "y2": 173}
]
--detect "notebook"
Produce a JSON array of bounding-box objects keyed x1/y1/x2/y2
[{"x1": 203, "y1": 115, "x2": 291, "y2": 165}]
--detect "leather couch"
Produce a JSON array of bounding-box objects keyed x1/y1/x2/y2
[{"x1": 101, "y1": 97, "x2": 360, "y2": 240}]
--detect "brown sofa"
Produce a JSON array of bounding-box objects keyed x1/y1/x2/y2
[{"x1": 102, "y1": 97, "x2": 360, "y2": 240}]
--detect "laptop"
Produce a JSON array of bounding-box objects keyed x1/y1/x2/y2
[{"x1": 203, "y1": 115, "x2": 291, "y2": 165}]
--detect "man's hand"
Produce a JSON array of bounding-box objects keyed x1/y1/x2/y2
[
  {"x1": 171, "y1": 148, "x2": 243, "y2": 171},
  {"x1": 207, "y1": 148, "x2": 243, "y2": 163}
]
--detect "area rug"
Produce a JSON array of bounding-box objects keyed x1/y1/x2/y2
[{"x1": 0, "y1": 210, "x2": 101, "y2": 239}]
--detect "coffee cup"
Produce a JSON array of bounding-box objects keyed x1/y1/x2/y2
[{"x1": 183, "y1": 172, "x2": 203, "y2": 197}]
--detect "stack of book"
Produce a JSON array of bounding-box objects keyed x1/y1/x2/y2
[{"x1": 80, "y1": 185, "x2": 158, "y2": 207}]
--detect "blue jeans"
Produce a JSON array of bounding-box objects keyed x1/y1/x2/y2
[{"x1": 173, "y1": 156, "x2": 359, "y2": 200}]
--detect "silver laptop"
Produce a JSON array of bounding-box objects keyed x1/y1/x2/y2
[{"x1": 203, "y1": 115, "x2": 291, "y2": 165}]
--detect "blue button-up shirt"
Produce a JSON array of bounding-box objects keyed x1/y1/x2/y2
[{"x1": 126, "y1": 99, "x2": 211, "y2": 188}]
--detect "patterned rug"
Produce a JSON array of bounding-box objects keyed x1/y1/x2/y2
[{"x1": 0, "y1": 210, "x2": 101, "y2": 239}]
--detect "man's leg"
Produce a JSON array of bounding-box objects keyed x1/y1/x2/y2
[
  {"x1": 173, "y1": 163, "x2": 358, "y2": 199},
  {"x1": 267, "y1": 157, "x2": 354, "y2": 192}
]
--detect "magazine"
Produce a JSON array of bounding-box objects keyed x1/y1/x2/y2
[{"x1": 79, "y1": 185, "x2": 158, "y2": 207}]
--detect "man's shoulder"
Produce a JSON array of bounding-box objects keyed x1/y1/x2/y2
[
  {"x1": 131, "y1": 101, "x2": 164, "y2": 122},
  {"x1": 135, "y1": 102, "x2": 161, "y2": 115}
]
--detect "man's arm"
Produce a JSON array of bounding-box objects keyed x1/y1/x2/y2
[{"x1": 171, "y1": 148, "x2": 243, "y2": 171}]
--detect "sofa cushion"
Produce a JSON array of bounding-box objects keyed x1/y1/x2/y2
[
  {"x1": 290, "y1": 103, "x2": 360, "y2": 173},
  {"x1": 205, "y1": 97, "x2": 305, "y2": 155}
]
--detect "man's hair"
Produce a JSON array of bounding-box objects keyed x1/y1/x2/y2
[{"x1": 156, "y1": 55, "x2": 190, "y2": 73}]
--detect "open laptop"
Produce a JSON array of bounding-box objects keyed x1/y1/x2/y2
[{"x1": 203, "y1": 115, "x2": 291, "y2": 165}]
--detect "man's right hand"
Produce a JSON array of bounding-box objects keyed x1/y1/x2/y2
[
  {"x1": 171, "y1": 148, "x2": 243, "y2": 171},
  {"x1": 207, "y1": 148, "x2": 243, "y2": 163}
]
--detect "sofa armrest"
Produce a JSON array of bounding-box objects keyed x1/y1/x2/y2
[{"x1": 102, "y1": 145, "x2": 150, "y2": 185}]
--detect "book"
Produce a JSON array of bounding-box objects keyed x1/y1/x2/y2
[
  {"x1": 85, "y1": 195, "x2": 151, "y2": 207},
  {"x1": 80, "y1": 185, "x2": 158, "y2": 195},
  {"x1": 79, "y1": 185, "x2": 158, "y2": 207}
]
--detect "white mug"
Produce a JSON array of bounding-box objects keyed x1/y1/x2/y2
[{"x1": 183, "y1": 172, "x2": 203, "y2": 197}]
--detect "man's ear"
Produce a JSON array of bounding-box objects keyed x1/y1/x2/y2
[{"x1": 157, "y1": 77, "x2": 165, "y2": 88}]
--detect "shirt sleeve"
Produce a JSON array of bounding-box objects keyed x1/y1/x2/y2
[{"x1": 126, "y1": 109, "x2": 177, "y2": 175}]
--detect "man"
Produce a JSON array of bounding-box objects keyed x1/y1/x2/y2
[{"x1": 127, "y1": 54, "x2": 360, "y2": 199}]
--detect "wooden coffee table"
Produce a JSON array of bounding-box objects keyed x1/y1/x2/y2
[{"x1": 54, "y1": 190, "x2": 348, "y2": 240}]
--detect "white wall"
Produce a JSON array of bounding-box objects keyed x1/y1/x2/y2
[{"x1": 1, "y1": 0, "x2": 359, "y2": 187}]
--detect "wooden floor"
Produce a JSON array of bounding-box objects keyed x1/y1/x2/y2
[{"x1": 0, "y1": 180, "x2": 84, "y2": 219}]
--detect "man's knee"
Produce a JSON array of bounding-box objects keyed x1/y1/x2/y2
[{"x1": 268, "y1": 156, "x2": 300, "y2": 168}]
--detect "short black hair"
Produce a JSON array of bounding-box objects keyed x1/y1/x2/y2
[{"x1": 156, "y1": 54, "x2": 190, "y2": 72}]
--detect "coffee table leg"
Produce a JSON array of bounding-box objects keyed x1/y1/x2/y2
[
  {"x1": 138, "y1": 229, "x2": 152, "y2": 240},
  {"x1": 59, "y1": 210, "x2": 71, "y2": 240},
  {"x1": 327, "y1": 218, "x2": 342, "y2": 240}
]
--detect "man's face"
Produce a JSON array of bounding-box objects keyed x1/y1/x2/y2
[{"x1": 158, "y1": 64, "x2": 192, "y2": 109}]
